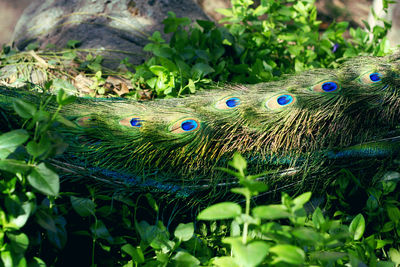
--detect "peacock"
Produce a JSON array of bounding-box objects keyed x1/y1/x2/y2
[{"x1": 2, "y1": 52, "x2": 400, "y2": 200}]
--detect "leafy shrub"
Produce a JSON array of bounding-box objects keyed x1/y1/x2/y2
[
  {"x1": 195, "y1": 154, "x2": 399, "y2": 266},
  {"x1": 131, "y1": 0, "x2": 393, "y2": 98},
  {"x1": 0, "y1": 88, "x2": 74, "y2": 266}
]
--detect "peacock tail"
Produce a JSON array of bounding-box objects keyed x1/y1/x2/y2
[{"x1": 2, "y1": 52, "x2": 400, "y2": 198}]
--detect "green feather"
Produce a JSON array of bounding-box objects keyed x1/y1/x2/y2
[{"x1": 2, "y1": 53, "x2": 400, "y2": 197}]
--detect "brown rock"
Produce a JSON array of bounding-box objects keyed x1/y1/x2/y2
[{"x1": 12, "y1": 0, "x2": 210, "y2": 69}]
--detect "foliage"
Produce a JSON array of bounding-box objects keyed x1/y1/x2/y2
[
  {"x1": 194, "y1": 154, "x2": 399, "y2": 266},
  {"x1": 131, "y1": 0, "x2": 393, "y2": 98},
  {"x1": 0, "y1": 87, "x2": 74, "y2": 266}
]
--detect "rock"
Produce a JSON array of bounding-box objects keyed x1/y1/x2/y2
[{"x1": 12, "y1": 0, "x2": 210, "y2": 69}]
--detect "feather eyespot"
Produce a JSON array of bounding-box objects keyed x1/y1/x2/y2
[
  {"x1": 170, "y1": 118, "x2": 200, "y2": 133},
  {"x1": 265, "y1": 94, "x2": 296, "y2": 110},
  {"x1": 215, "y1": 96, "x2": 241, "y2": 109},
  {"x1": 129, "y1": 118, "x2": 142, "y2": 127},
  {"x1": 359, "y1": 72, "x2": 383, "y2": 84},
  {"x1": 120, "y1": 117, "x2": 143, "y2": 128},
  {"x1": 311, "y1": 80, "x2": 340, "y2": 92},
  {"x1": 77, "y1": 116, "x2": 95, "y2": 127}
]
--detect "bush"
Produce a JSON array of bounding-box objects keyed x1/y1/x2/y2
[{"x1": 131, "y1": 0, "x2": 393, "y2": 98}]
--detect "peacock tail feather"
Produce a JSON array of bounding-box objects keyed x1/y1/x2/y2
[{"x1": 2, "y1": 52, "x2": 400, "y2": 199}]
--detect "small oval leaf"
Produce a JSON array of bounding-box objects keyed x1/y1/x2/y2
[
  {"x1": 349, "y1": 213, "x2": 365, "y2": 240},
  {"x1": 252, "y1": 205, "x2": 290, "y2": 220},
  {"x1": 27, "y1": 163, "x2": 59, "y2": 196},
  {"x1": 13, "y1": 99, "x2": 36, "y2": 119},
  {"x1": 174, "y1": 222, "x2": 194, "y2": 241},
  {"x1": 198, "y1": 202, "x2": 241, "y2": 220}
]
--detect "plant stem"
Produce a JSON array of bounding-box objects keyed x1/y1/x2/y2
[{"x1": 242, "y1": 193, "x2": 250, "y2": 244}]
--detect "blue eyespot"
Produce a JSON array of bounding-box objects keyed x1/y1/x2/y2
[
  {"x1": 226, "y1": 97, "x2": 240, "y2": 108},
  {"x1": 369, "y1": 72, "x2": 382, "y2": 82},
  {"x1": 170, "y1": 118, "x2": 201, "y2": 133},
  {"x1": 181, "y1": 120, "x2": 198, "y2": 132},
  {"x1": 359, "y1": 71, "x2": 383, "y2": 85},
  {"x1": 277, "y1": 95, "x2": 293, "y2": 106},
  {"x1": 265, "y1": 93, "x2": 296, "y2": 110},
  {"x1": 130, "y1": 118, "x2": 142, "y2": 127},
  {"x1": 321, "y1": 81, "x2": 338, "y2": 92},
  {"x1": 312, "y1": 80, "x2": 340, "y2": 93}
]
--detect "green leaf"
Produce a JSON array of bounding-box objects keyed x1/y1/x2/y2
[
  {"x1": 149, "y1": 65, "x2": 168, "y2": 76},
  {"x1": 55, "y1": 114, "x2": 77, "y2": 128},
  {"x1": 121, "y1": 244, "x2": 145, "y2": 263},
  {"x1": 212, "y1": 256, "x2": 239, "y2": 267},
  {"x1": 47, "y1": 215, "x2": 67, "y2": 250},
  {"x1": 0, "y1": 130, "x2": 29, "y2": 156},
  {"x1": 32, "y1": 110, "x2": 50, "y2": 123},
  {"x1": 162, "y1": 12, "x2": 191, "y2": 33},
  {"x1": 292, "y1": 227, "x2": 323, "y2": 245},
  {"x1": 35, "y1": 207, "x2": 57, "y2": 232},
  {"x1": 196, "y1": 20, "x2": 215, "y2": 32},
  {"x1": 187, "y1": 79, "x2": 196, "y2": 93},
  {"x1": 198, "y1": 202, "x2": 242, "y2": 220},
  {"x1": 215, "y1": 8, "x2": 233, "y2": 17},
  {"x1": 292, "y1": 192, "x2": 312, "y2": 209},
  {"x1": 28, "y1": 257, "x2": 47, "y2": 267},
  {"x1": 152, "y1": 47, "x2": 175, "y2": 58},
  {"x1": 174, "y1": 222, "x2": 194, "y2": 241},
  {"x1": 269, "y1": 244, "x2": 305, "y2": 265},
  {"x1": 212, "y1": 257, "x2": 240, "y2": 267},
  {"x1": 387, "y1": 205, "x2": 400, "y2": 223},
  {"x1": 13, "y1": 99, "x2": 36, "y2": 119},
  {"x1": 145, "y1": 193, "x2": 159, "y2": 213},
  {"x1": 27, "y1": 163, "x2": 59, "y2": 196},
  {"x1": 191, "y1": 63, "x2": 215, "y2": 79},
  {"x1": 26, "y1": 137, "x2": 51, "y2": 158},
  {"x1": 252, "y1": 205, "x2": 290, "y2": 220},
  {"x1": 1, "y1": 248, "x2": 27, "y2": 267},
  {"x1": 349, "y1": 213, "x2": 365, "y2": 241},
  {"x1": 389, "y1": 248, "x2": 400, "y2": 265},
  {"x1": 223, "y1": 238, "x2": 269, "y2": 267},
  {"x1": 52, "y1": 78, "x2": 77, "y2": 95},
  {"x1": 228, "y1": 153, "x2": 247, "y2": 175},
  {"x1": 66, "y1": 40, "x2": 81, "y2": 49},
  {"x1": 5, "y1": 196, "x2": 33, "y2": 229},
  {"x1": 26, "y1": 42, "x2": 39, "y2": 51},
  {"x1": 312, "y1": 207, "x2": 325, "y2": 229},
  {"x1": 240, "y1": 180, "x2": 268, "y2": 194},
  {"x1": 376, "y1": 239, "x2": 393, "y2": 249},
  {"x1": 310, "y1": 251, "x2": 346, "y2": 262},
  {"x1": 70, "y1": 196, "x2": 95, "y2": 217},
  {"x1": 172, "y1": 251, "x2": 200, "y2": 267},
  {"x1": 377, "y1": 261, "x2": 398, "y2": 267},
  {"x1": 148, "y1": 31, "x2": 165, "y2": 43},
  {"x1": 382, "y1": 221, "x2": 394, "y2": 232},
  {"x1": 90, "y1": 220, "x2": 113, "y2": 243},
  {"x1": 381, "y1": 171, "x2": 400, "y2": 194},
  {"x1": 135, "y1": 220, "x2": 162, "y2": 248},
  {"x1": 7, "y1": 232, "x2": 29, "y2": 254},
  {"x1": 231, "y1": 187, "x2": 251, "y2": 198},
  {"x1": 56, "y1": 88, "x2": 76, "y2": 106},
  {"x1": 0, "y1": 160, "x2": 31, "y2": 174}
]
